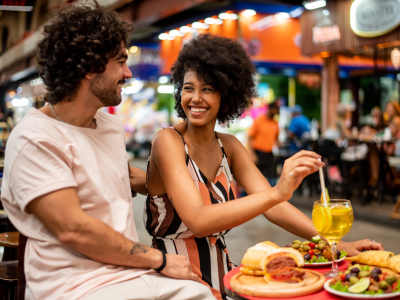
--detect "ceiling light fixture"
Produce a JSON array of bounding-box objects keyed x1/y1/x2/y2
[
  {"x1": 218, "y1": 12, "x2": 238, "y2": 20},
  {"x1": 303, "y1": 0, "x2": 326, "y2": 10},
  {"x1": 241, "y1": 9, "x2": 256, "y2": 17}
]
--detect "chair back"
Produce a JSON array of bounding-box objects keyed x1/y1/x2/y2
[{"x1": 17, "y1": 233, "x2": 27, "y2": 300}]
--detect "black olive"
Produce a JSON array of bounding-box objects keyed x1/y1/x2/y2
[
  {"x1": 372, "y1": 274, "x2": 380, "y2": 282},
  {"x1": 371, "y1": 267, "x2": 382, "y2": 275},
  {"x1": 344, "y1": 273, "x2": 352, "y2": 281},
  {"x1": 350, "y1": 267, "x2": 360, "y2": 274},
  {"x1": 336, "y1": 250, "x2": 341, "y2": 259},
  {"x1": 304, "y1": 253, "x2": 311, "y2": 261}
]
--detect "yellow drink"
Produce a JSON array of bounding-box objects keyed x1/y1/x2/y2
[{"x1": 312, "y1": 201, "x2": 353, "y2": 243}]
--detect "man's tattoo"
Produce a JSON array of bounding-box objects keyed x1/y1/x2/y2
[{"x1": 129, "y1": 243, "x2": 148, "y2": 255}]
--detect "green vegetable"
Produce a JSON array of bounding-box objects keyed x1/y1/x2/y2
[
  {"x1": 311, "y1": 235, "x2": 321, "y2": 243},
  {"x1": 359, "y1": 270, "x2": 370, "y2": 278},
  {"x1": 331, "y1": 281, "x2": 349, "y2": 292},
  {"x1": 385, "y1": 276, "x2": 396, "y2": 285},
  {"x1": 378, "y1": 281, "x2": 389, "y2": 290},
  {"x1": 349, "y1": 276, "x2": 359, "y2": 284}
]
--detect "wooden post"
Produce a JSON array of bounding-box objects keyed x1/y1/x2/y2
[
  {"x1": 321, "y1": 55, "x2": 339, "y2": 133},
  {"x1": 288, "y1": 77, "x2": 296, "y2": 107}
]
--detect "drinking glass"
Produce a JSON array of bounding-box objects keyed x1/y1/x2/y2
[{"x1": 312, "y1": 199, "x2": 353, "y2": 278}]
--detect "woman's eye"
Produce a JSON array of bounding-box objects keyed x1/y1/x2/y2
[{"x1": 183, "y1": 86, "x2": 193, "y2": 91}]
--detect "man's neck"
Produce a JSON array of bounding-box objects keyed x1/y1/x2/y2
[{"x1": 43, "y1": 91, "x2": 100, "y2": 129}]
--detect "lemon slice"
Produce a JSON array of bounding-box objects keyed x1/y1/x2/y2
[
  {"x1": 312, "y1": 205, "x2": 332, "y2": 234},
  {"x1": 331, "y1": 206, "x2": 352, "y2": 216},
  {"x1": 348, "y1": 277, "x2": 370, "y2": 293}
]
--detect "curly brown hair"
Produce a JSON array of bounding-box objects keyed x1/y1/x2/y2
[
  {"x1": 172, "y1": 34, "x2": 255, "y2": 123},
  {"x1": 37, "y1": 5, "x2": 132, "y2": 104}
]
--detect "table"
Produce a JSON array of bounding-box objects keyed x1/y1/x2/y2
[{"x1": 224, "y1": 261, "x2": 400, "y2": 299}]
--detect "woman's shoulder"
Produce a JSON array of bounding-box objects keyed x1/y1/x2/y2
[
  {"x1": 216, "y1": 132, "x2": 243, "y2": 155},
  {"x1": 152, "y1": 127, "x2": 185, "y2": 151}
]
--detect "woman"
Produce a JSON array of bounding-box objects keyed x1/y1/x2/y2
[{"x1": 145, "y1": 34, "x2": 382, "y2": 299}]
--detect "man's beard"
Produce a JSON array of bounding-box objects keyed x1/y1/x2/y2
[{"x1": 90, "y1": 74, "x2": 122, "y2": 107}]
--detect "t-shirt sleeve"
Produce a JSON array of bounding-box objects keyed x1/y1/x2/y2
[{"x1": 8, "y1": 139, "x2": 77, "y2": 212}]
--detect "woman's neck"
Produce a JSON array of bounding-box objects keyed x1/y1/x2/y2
[{"x1": 184, "y1": 121, "x2": 217, "y2": 146}]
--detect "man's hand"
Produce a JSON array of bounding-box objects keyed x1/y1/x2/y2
[
  {"x1": 128, "y1": 165, "x2": 147, "y2": 195},
  {"x1": 338, "y1": 239, "x2": 383, "y2": 256},
  {"x1": 160, "y1": 254, "x2": 201, "y2": 282}
]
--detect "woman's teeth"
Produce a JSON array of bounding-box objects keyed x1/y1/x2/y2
[{"x1": 191, "y1": 107, "x2": 206, "y2": 112}]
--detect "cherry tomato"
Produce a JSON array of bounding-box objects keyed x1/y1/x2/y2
[
  {"x1": 309, "y1": 242, "x2": 316, "y2": 249},
  {"x1": 340, "y1": 273, "x2": 346, "y2": 281},
  {"x1": 308, "y1": 250, "x2": 314, "y2": 256},
  {"x1": 392, "y1": 281, "x2": 398, "y2": 290}
]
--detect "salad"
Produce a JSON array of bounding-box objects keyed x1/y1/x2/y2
[
  {"x1": 289, "y1": 236, "x2": 346, "y2": 264},
  {"x1": 329, "y1": 263, "x2": 400, "y2": 295}
]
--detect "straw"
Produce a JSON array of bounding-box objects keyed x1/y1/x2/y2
[{"x1": 319, "y1": 167, "x2": 328, "y2": 206}]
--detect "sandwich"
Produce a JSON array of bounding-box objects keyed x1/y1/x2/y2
[
  {"x1": 239, "y1": 241, "x2": 280, "y2": 276},
  {"x1": 346, "y1": 250, "x2": 394, "y2": 269},
  {"x1": 239, "y1": 241, "x2": 305, "y2": 282},
  {"x1": 347, "y1": 250, "x2": 400, "y2": 274},
  {"x1": 230, "y1": 241, "x2": 324, "y2": 297}
]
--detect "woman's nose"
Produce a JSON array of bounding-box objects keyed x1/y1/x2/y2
[{"x1": 191, "y1": 90, "x2": 201, "y2": 102}]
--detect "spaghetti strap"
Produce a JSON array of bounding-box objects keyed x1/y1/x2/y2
[
  {"x1": 215, "y1": 132, "x2": 227, "y2": 158},
  {"x1": 171, "y1": 127, "x2": 190, "y2": 156}
]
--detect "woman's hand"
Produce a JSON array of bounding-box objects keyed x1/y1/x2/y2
[
  {"x1": 274, "y1": 150, "x2": 324, "y2": 201},
  {"x1": 338, "y1": 239, "x2": 384, "y2": 256}
]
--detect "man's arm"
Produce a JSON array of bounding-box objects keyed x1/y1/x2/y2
[
  {"x1": 128, "y1": 165, "x2": 147, "y2": 195},
  {"x1": 26, "y1": 188, "x2": 198, "y2": 280}
]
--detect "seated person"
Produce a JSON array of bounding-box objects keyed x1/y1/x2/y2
[
  {"x1": 145, "y1": 34, "x2": 383, "y2": 300},
  {"x1": 287, "y1": 105, "x2": 311, "y2": 153},
  {"x1": 0, "y1": 6, "x2": 214, "y2": 300}
]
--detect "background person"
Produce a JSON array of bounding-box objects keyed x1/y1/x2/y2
[
  {"x1": 145, "y1": 34, "x2": 383, "y2": 300},
  {"x1": 0, "y1": 5, "x2": 214, "y2": 300},
  {"x1": 287, "y1": 105, "x2": 311, "y2": 154},
  {"x1": 248, "y1": 101, "x2": 280, "y2": 185}
]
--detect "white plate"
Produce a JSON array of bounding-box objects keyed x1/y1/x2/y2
[
  {"x1": 304, "y1": 256, "x2": 346, "y2": 267},
  {"x1": 324, "y1": 278, "x2": 400, "y2": 299}
]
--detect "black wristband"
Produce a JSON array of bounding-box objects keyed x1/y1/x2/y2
[{"x1": 154, "y1": 251, "x2": 167, "y2": 273}]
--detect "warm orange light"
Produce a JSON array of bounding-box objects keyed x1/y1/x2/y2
[{"x1": 320, "y1": 51, "x2": 330, "y2": 58}]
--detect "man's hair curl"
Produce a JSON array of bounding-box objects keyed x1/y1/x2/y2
[
  {"x1": 37, "y1": 5, "x2": 132, "y2": 104},
  {"x1": 172, "y1": 34, "x2": 256, "y2": 123}
]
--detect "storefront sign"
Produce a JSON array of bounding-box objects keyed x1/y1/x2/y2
[
  {"x1": 350, "y1": 0, "x2": 400, "y2": 37},
  {"x1": 312, "y1": 25, "x2": 341, "y2": 43}
]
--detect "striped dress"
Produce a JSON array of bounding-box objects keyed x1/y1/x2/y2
[{"x1": 145, "y1": 131, "x2": 238, "y2": 300}]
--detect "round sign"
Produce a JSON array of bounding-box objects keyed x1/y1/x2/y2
[{"x1": 350, "y1": 0, "x2": 400, "y2": 37}]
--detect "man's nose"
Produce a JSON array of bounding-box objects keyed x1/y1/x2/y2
[{"x1": 124, "y1": 65, "x2": 132, "y2": 79}]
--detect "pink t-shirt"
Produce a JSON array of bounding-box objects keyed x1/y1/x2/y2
[{"x1": 1, "y1": 109, "x2": 150, "y2": 300}]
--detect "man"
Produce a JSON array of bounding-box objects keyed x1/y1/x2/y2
[
  {"x1": 248, "y1": 102, "x2": 280, "y2": 185},
  {"x1": 287, "y1": 105, "x2": 311, "y2": 154},
  {"x1": 0, "y1": 5, "x2": 214, "y2": 300}
]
